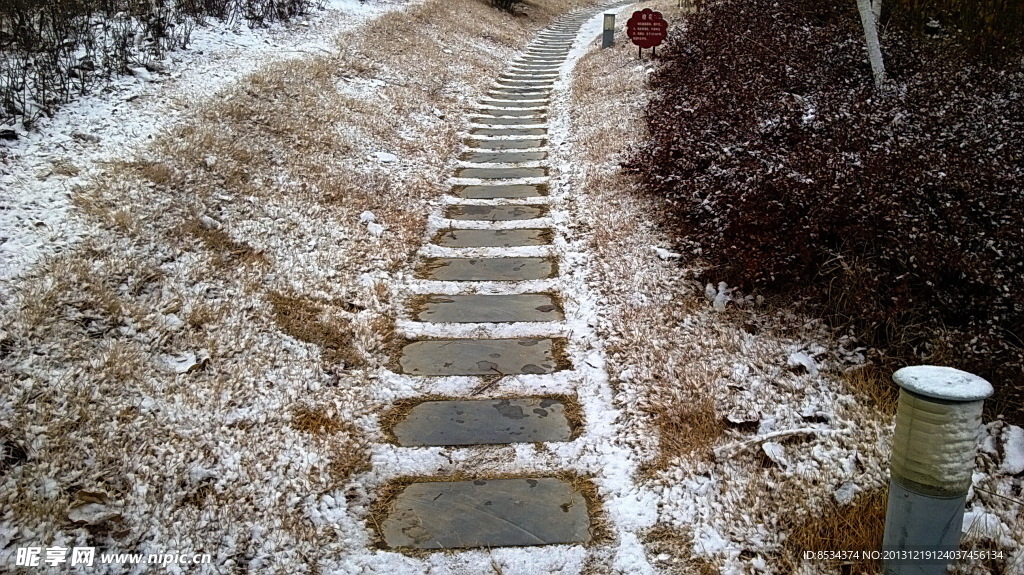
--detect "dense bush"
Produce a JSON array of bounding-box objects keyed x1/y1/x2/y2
[
  {"x1": 491, "y1": 0, "x2": 525, "y2": 14},
  {"x1": 889, "y1": 0, "x2": 1024, "y2": 58},
  {"x1": 626, "y1": 0, "x2": 1023, "y2": 418},
  {"x1": 0, "y1": 0, "x2": 322, "y2": 128}
]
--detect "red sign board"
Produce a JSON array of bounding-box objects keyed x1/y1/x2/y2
[{"x1": 626, "y1": 9, "x2": 668, "y2": 49}]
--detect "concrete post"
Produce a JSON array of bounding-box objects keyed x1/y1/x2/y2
[
  {"x1": 602, "y1": 14, "x2": 615, "y2": 48},
  {"x1": 882, "y1": 365, "x2": 993, "y2": 575}
]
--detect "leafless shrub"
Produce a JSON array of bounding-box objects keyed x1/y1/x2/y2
[{"x1": 0, "y1": 0, "x2": 319, "y2": 127}]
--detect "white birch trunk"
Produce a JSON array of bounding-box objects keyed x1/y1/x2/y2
[
  {"x1": 857, "y1": 0, "x2": 886, "y2": 88},
  {"x1": 871, "y1": 0, "x2": 882, "y2": 22}
]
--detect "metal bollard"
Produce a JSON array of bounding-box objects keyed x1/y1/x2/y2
[
  {"x1": 602, "y1": 14, "x2": 615, "y2": 48},
  {"x1": 882, "y1": 365, "x2": 993, "y2": 575}
]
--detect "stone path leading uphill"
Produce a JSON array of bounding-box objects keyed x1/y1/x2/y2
[{"x1": 376, "y1": 2, "x2": 638, "y2": 554}]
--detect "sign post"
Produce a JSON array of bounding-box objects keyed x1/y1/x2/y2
[{"x1": 626, "y1": 9, "x2": 668, "y2": 59}]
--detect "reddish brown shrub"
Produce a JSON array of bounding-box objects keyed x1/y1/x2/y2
[{"x1": 626, "y1": 0, "x2": 1023, "y2": 421}]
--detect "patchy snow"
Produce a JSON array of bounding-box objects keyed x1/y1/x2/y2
[
  {"x1": 0, "y1": 0, "x2": 410, "y2": 294},
  {"x1": 892, "y1": 365, "x2": 994, "y2": 402},
  {"x1": 999, "y1": 425, "x2": 1024, "y2": 476},
  {"x1": 787, "y1": 351, "x2": 819, "y2": 376}
]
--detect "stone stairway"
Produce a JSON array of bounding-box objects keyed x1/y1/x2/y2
[{"x1": 377, "y1": 5, "x2": 625, "y2": 551}]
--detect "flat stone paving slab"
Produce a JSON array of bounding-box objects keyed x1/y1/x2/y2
[
  {"x1": 445, "y1": 204, "x2": 547, "y2": 220},
  {"x1": 466, "y1": 138, "x2": 547, "y2": 149},
  {"x1": 460, "y1": 151, "x2": 548, "y2": 163},
  {"x1": 455, "y1": 167, "x2": 548, "y2": 179},
  {"x1": 433, "y1": 228, "x2": 550, "y2": 247},
  {"x1": 492, "y1": 85, "x2": 551, "y2": 92},
  {"x1": 380, "y1": 477, "x2": 591, "y2": 549},
  {"x1": 510, "y1": 64, "x2": 562, "y2": 70},
  {"x1": 497, "y1": 80, "x2": 554, "y2": 88},
  {"x1": 479, "y1": 99, "x2": 547, "y2": 107},
  {"x1": 411, "y1": 294, "x2": 563, "y2": 323},
  {"x1": 417, "y1": 257, "x2": 555, "y2": 281},
  {"x1": 473, "y1": 108, "x2": 547, "y2": 117},
  {"x1": 391, "y1": 397, "x2": 571, "y2": 446},
  {"x1": 471, "y1": 128, "x2": 548, "y2": 137},
  {"x1": 470, "y1": 117, "x2": 546, "y2": 126},
  {"x1": 450, "y1": 184, "x2": 547, "y2": 198},
  {"x1": 398, "y1": 338, "x2": 563, "y2": 375}
]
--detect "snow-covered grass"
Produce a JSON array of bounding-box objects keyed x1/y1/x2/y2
[
  {"x1": 0, "y1": 1, "x2": 409, "y2": 290},
  {"x1": 0, "y1": 0, "x2": 606, "y2": 571},
  {"x1": 565, "y1": 1, "x2": 1024, "y2": 573}
]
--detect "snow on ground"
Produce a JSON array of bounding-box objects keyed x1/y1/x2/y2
[
  {"x1": 0, "y1": 0, "x2": 410, "y2": 294},
  {"x1": 562, "y1": 3, "x2": 1024, "y2": 572}
]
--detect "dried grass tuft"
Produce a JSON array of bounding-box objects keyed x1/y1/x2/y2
[{"x1": 268, "y1": 292, "x2": 365, "y2": 368}]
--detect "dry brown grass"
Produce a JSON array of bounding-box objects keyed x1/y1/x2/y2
[
  {"x1": 1, "y1": 0, "x2": 610, "y2": 566},
  {"x1": 782, "y1": 489, "x2": 887, "y2": 573},
  {"x1": 179, "y1": 218, "x2": 269, "y2": 269},
  {"x1": 268, "y1": 292, "x2": 365, "y2": 368},
  {"x1": 641, "y1": 526, "x2": 720, "y2": 575},
  {"x1": 641, "y1": 395, "x2": 724, "y2": 473},
  {"x1": 291, "y1": 404, "x2": 371, "y2": 482},
  {"x1": 840, "y1": 365, "x2": 899, "y2": 418}
]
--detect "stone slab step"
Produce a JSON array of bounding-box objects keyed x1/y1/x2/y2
[
  {"x1": 517, "y1": 57, "x2": 564, "y2": 63},
  {"x1": 398, "y1": 337, "x2": 564, "y2": 375},
  {"x1": 465, "y1": 138, "x2": 547, "y2": 149},
  {"x1": 459, "y1": 151, "x2": 548, "y2": 163},
  {"x1": 492, "y1": 84, "x2": 551, "y2": 91},
  {"x1": 380, "y1": 477, "x2": 591, "y2": 549},
  {"x1": 417, "y1": 257, "x2": 555, "y2": 281},
  {"x1": 501, "y1": 71, "x2": 559, "y2": 78},
  {"x1": 432, "y1": 228, "x2": 551, "y2": 247},
  {"x1": 470, "y1": 117, "x2": 546, "y2": 126},
  {"x1": 454, "y1": 167, "x2": 548, "y2": 179},
  {"x1": 445, "y1": 204, "x2": 547, "y2": 220},
  {"x1": 525, "y1": 51, "x2": 569, "y2": 58},
  {"x1": 390, "y1": 397, "x2": 572, "y2": 446},
  {"x1": 510, "y1": 64, "x2": 562, "y2": 71},
  {"x1": 450, "y1": 183, "x2": 547, "y2": 198},
  {"x1": 470, "y1": 127, "x2": 548, "y2": 137},
  {"x1": 497, "y1": 80, "x2": 555, "y2": 88},
  {"x1": 410, "y1": 294, "x2": 563, "y2": 323},
  {"x1": 479, "y1": 99, "x2": 547, "y2": 108},
  {"x1": 473, "y1": 108, "x2": 547, "y2": 117}
]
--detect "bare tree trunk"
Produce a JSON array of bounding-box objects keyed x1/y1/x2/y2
[
  {"x1": 871, "y1": 0, "x2": 882, "y2": 22},
  {"x1": 857, "y1": 0, "x2": 886, "y2": 88}
]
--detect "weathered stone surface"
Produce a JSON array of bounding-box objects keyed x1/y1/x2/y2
[
  {"x1": 473, "y1": 108, "x2": 547, "y2": 117},
  {"x1": 450, "y1": 183, "x2": 547, "y2": 198},
  {"x1": 465, "y1": 138, "x2": 547, "y2": 149},
  {"x1": 492, "y1": 84, "x2": 551, "y2": 91},
  {"x1": 479, "y1": 99, "x2": 547, "y2": 107},
  {"x1": 445, "y1": 204, "x2": 547, "y2": 220},
  {"x1": 380, "y1": 477, "x2": 591, "y2": 549},
  {"x1": 411, "y1": 294, "x2": 563, "y2": 323},
  {"x1": 526, "y1": 50, "x2": 569, "y2": 57},
  {"x1": 455, "y1": 167, "x2": 548, "y2": 179},
  {"x1": 459, "y1": 151, "x2": 548, "y2": 163},
  {"x1": 501, "y1": 72, "x2": 559, "y2": 79},
  {"x1": 496, "y1": 80, "x2": 554, "y2": 88},
  {"x1": 470, "y1": 116, "x2": 546, "y2": 126},
  {"x1": 417, "y1": 257, "x2": 555, "y2": 281},
  {"x1": 509, "y1": 64, "x2": 561, "y2": 72},
  {"x1": 399, "y1": 338, "x2": 563, "y2": 375},
  {"x1": 391, "y1": 398, "x2": 571, "y2": 446},
  {"x1": 470, "y1": 127, "x2": 547, "y2": 137},
  {"x1": 432, "y1": 228, "x2": 550, "y2": 247}
]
